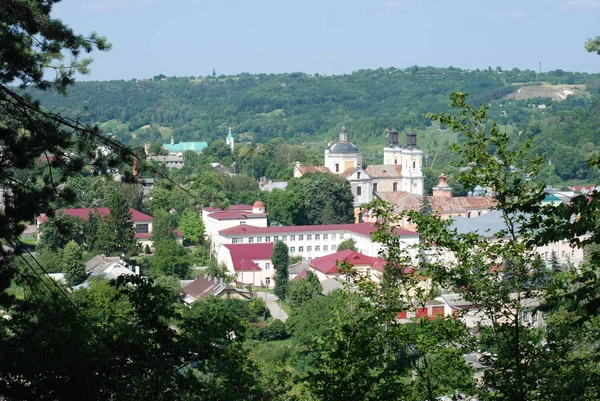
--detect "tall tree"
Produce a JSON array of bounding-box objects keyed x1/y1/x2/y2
[
  {"x1": 287, "y1": 271, "x2": 323, "y2": 309},
  {"x1": 63, "y1": 240, "x2": 86, "y2": 286},
  {"x1": 178, "y1": 208, "x2": 205, "y2": 244},
  {"x1": 337, "y1": 238, "x2": 357, "y2": 252},
  {"x1": 97, "y1": 192, "x2": 137, "y2": 256},
  {"x1": 419, "y1": 195, "x2": 433, "y2": 216},
  {"x1": 37, "y1": 213, "x2": 87, "y2": 253},
  {"x1": 85, "y1": 209, "x2": 101, "y2": 252},
  {"x1": 151, "y1": 209, "x2": 175, "y2": 242},
  {"x1": 272, "y1": 241, "x2": 289, "y2": 300},
  {"x1": 151, "y1": 240, "x2": 191, "y2": 279}
]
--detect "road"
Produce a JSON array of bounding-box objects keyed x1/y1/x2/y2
[{"x1": 255, "y1": 291, "x2": 288, "y2": 322}]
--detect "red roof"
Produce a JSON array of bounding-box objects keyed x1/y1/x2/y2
[
  {"x1": 309, "y1": 249, "x2": 388, "y2": 274},
  {"x1": 208, "y1": 211, "x2": 267, "y2": 220},
  {"x1": 292, "y1": 269, "x2": 309, "y2": 281},
  {"x1": 296, "y1": 166, "x2": 333, "y2": 175},
  {"x1": 223, "y1": 243, "x2": 274, "y2": 272},
  {"x1": 219, "y1": 222, "x2": 417, "y2": 237},
  {"x1": 38, "y1": 208, "x2": 152, "y2": 224}
]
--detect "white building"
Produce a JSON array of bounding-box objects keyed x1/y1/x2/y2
[
  {"x1": 216, "y1": 221, "x2": 419, "y2": 261},
  {"x1": 294, "y1": 126, "x2": 424, "y2": 210},
  {"x1": 202, "y1": 201, "x2": 268, "y2": 254}
]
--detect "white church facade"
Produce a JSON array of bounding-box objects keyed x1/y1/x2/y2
[{"x1": 294, "y1": 127, "x2": 424, "y2": 208}]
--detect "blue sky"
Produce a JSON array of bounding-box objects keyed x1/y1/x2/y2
[{"x1": 54, "y1": 0, "x2": 600, "y2": 81}]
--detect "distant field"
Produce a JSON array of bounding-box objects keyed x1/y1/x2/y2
[{"x1": 506, "y1": 83, "x2": 587, "y2": 101}]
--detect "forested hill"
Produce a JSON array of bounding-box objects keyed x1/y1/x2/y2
[{"x1": 28, "y1": 67, "x2": 598, "y2": 146}]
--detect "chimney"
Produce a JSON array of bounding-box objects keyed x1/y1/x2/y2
[
  {"x1": 134, "y1": 265, "x2": 140, "y2": 275},
  {"x1": 432, "y1": 171, "x2": 453, "y2": 197}
]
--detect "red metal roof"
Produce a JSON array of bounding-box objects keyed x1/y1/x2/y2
[
  {"x1": 208, "y1": 211, "x2": 267, "y2": 220},
  {"x1": 219, "y1": 222, "x2": 417, "y2": 237},
  {"x1": 223, "y1": 243, "x2": 274, "y2": 272},
  {"x1": 292, "y1": 269, "x2": 309, "y2": 281},
  {"x1": 309, "y1": 249, "x2": 388, "y2": 274},
  {"x1": 297, "y1": 166, "x2": 333, "y2": 175},
  {"x1": 38, "y1": 208, "x2": 152, "y2": 224}
]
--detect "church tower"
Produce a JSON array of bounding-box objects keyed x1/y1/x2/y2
[
  {"x1": 226, "y1": 127, "x2": 235, "y2": 152},
  {"x1": 382, "y1": 129, "x2": 423, "y2": 195},
  {"x1": 324, "y1": 126, "x2": 363, "y2": 174}
]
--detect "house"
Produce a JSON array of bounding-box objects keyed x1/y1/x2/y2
[
  {"x1": 307, "y1": 249, "x2": 388, "y2": 282},
  {"x1": 181, "y1": 275, "x2": 252, "y2": 305},
  {"x1": 36, "y1": 207, "x2": 182, "y2": 248},
  {"x1": 450, "y1": 210, "x2": 585, "y2": 267},
  {"x1": 369, "y1": 172, "x2": 497, "y2": 230},
  {"x1": 147, "y1": 155, "x2": 185, "y2": 169},
  {"x1": 218, "y1": 242, "x2": 274, "y2": 288},
  {"x1": 163, "y1": 136, "x2": 208, "y2": 155}
]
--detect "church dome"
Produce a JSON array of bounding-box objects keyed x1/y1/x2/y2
[{"x1": 329, "y1": 141, "x2": 361, "y2": 154}]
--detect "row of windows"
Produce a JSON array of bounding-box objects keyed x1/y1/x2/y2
[
  {"x1": 238, "y1": 233, "x2": 345, "y2": 244},
  {"x1": 290, "y1": 245, "x2": 335, "y2": 253}
]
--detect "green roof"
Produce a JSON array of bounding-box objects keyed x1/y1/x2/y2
[{"x1": 164, "y1": 141, "x2": 208, "y2": 153}]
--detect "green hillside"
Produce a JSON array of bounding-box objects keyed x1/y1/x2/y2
[{"x1": 27, "y1": 66, "x2": 600, "y2": 184}]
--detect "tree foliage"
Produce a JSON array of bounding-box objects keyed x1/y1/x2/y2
[
  {"x1": 63, "y1": 240, "x2": 85, "y2": 286},
  {"x1": 178, "y1": 208, "x2": 205, "y2": 244},
  {"x1": 151, "y1": 240, "x2": 191, "y2": 279},
  {"x1": 272, "y1": 241, "x2": 289, "y2": 300},
  {"x1": 336, "y1": 238, "x2": 357, "y2": 252}
]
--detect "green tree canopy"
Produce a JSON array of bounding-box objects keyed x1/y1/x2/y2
[
  {"x1": 178, "y1": 208, "x2": 205, "y2": 244},
  {"x1": 287, "y1": 270, "x2": 323, "y2": 309},
  {"x1": 63, "y1": 240, "x2": 86, "y2": 286},
  {"x1": 336, "y1": 238, "x2": 357, "y2": 252},
  {"x1": 272, "y1": 241, "x2": 289, "y2": 300},
  {"x1": 151, "y1": 240, "x2": 191, "y2": 279}
]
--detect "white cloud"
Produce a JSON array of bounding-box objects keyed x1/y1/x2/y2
[
  {"x1": 383, "y1": 1, "x2": 404, "y2": 9},
  {"x1": 79, "y1": 0, "x2": 156, "y2": 12},
  {"x1": 496, "y1": 9, "x2": 527, "y2": 18},
  {"x1": 559, "y1": 0, "x2": 600, "y2": 10}
]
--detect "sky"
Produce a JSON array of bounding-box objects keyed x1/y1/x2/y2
[{"x1": 53, "y1": 0, "x2": 600, "y2": 81}]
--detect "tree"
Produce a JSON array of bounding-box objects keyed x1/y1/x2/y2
[
  {"x1": 37, "y1": 213, "x2": 87, "y2": 253},
  {"x1": 178, "y1": 208, "x2": 205, "y2": 244},
  {"x1": 585, "y1": 35, "x2": 600, "y2": 55},
  {"x1": 63, "y1": 240, "x2": 86, "y2": 286},
  {"x1": 85, "y1": 209, "x2": 101, "y2": 252},
  {"x1": 272, "y1": 241, "x2": 289, "y2": 300},
  {"x1": 287, "y1": 271, "x2": 323, "y2": 309},
  {"x1": 550, "y1": 251, "x2": 562, "y2": 273},
  {"x1": 151, "y1": 209, "x2": 175, "y2": 242},
  {"x1": 420, "y1": 195, "x2": 433, "y2": 216},
  {"x1": 95, "y1": 192, "x2": 137, "y2": 256},
  {"x1": 337, "y1": 238, "x2": 357, "y2": 252},
  {"x1": 151, "y1": 240, "x2": 191, "y2": 279}
]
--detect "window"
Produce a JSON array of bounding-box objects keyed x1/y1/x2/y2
[
  {"x1": 357, "y1": 186, "x2": 362, "y2": 196},
  {"x1": 315, "y1": 234, "x2": 320, "y2": 240},
  {"x1": 307, "y1": 234, "x2": 312, "y2": 240},
  {"x1": 265, "y1": 277, "x2": 271, "y2": 286},
  {"x1": 257, "y1": 237, "x2": 263, "y2": 243},
  {"x1": 265, "y1": 263, "x2": 271, "y2": 270},
  {"x1": 299, "y1": 234, "x2": 304, "y2": 240},
  {"x1": 478, "y1": 211, "x2": 482, "y2": 216},
  {"x1": 274, "y1": 236, "x2": 279, "y2": 242},
  {"x1": 413, "y1": 160, "x2": 416, "y2": 168},
  {"x1": 232, "y1": 237, "x2": 242, "y2": 244},
  {"x1": 323, "y1": 234, "x2": 328, "y2": 240},
  {"x1": 282, "y1": 235, "x2": 287, "y2": 242},
  {"x1": 357, "y1": 172, "x2": 361, "y2": 179},
  {"x1": 315, "y1": 245, "x2": 320, "y2": 252},
  {"x1": 332, "y1": 245, "x2": 337, "y2": 251},
  {"x1": 340, "y1": 234, "x2": 344, "y2": 239},
  {"x1": 373, "y1": 183, "x2": 378, "y2": 192},
  {"x1": 335, "y1": 163, "x2": 339, "y2": 173},
  {"x1": 324, "y1": 245, "x2": 328, "y2": 251},
  {"x1": 345, "y1": 275, "x2": 351, "y2": 283},
  {"x1": 266, "y1": 236, "x2": 271, "y2": 242},
  {"x1": 248, "y1": 237, "x2": 254, "y2": 243},
  {"x1": 290, "y1": 247, "x2": 296, "y2": 253},
  {"x1": 467, "y1": 212, "x2": 471, "y2": 218},
  {"x1": 307, "y1": 246, "x2": 312, "y2": 252},
  {"x1": 290, "y1": 235, "x2": 295, "y2": 241},
  {"x1": 571, "y1": 249, "x2": 575, "y2": 257},
  {"x1": 393, "y1": 182, "x2": 398, "y2": 191},
  {"x1": 299, "y1": 246, "x2": 304, "y2": 252},
  {"x1": 240, "y1": 221, "x2": 246, "y2": 225},
  {"x1": 394, "y1": 159, "x2": 398, "y2": 165},
  {"x1": 136, "y1": 224, "x2": 149, "y2": 234},
  {"x1": 331, "y1": 234, "x2": 336, "y2": 240},
  {"x1": 561, "y1": 250, "x2": 565, "y2": 257}
]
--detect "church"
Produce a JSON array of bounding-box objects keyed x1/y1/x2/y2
[{"x1": 294, "y1": 126, "x2": 424, "y2": 209}]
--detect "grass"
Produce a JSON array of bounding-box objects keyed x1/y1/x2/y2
[{"x1": 278, "y1": 300, "x2": 292, "y2": 316}]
